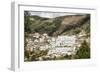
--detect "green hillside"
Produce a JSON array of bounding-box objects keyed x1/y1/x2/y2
[{"x1": 24, "y1": 11, "x2": 90, "y2": 36}]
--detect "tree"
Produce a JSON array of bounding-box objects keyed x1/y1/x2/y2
[
  {"x1": 24, "y1": 11, "x2": 32, "y2": 33},
  {"x1": 76, "y1": 40, "x2": 90, "y2": 59}
]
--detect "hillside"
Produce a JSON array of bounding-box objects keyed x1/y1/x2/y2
[{"x1": 24, "y1": 13, "x2": 90, "y2": 36}]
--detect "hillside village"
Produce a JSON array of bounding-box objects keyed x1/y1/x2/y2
[
  {"x1": 25, "y1": 30, "x2": 90, "y2": 61},
  {"x1": 24, "y1": 11, "x2": 90, "y2": 61}
]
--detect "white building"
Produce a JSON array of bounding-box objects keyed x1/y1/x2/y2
[
  {"x1": 48, "y1": 35, "x2": 76, "y2": 56},
  {"x1": 26, "y1": 33, "x2": 78, "y2": 57}
]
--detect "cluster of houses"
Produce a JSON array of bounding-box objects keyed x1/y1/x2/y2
[{"x1": 25, "y1": 30, "x2": 89, "y2": 60}]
